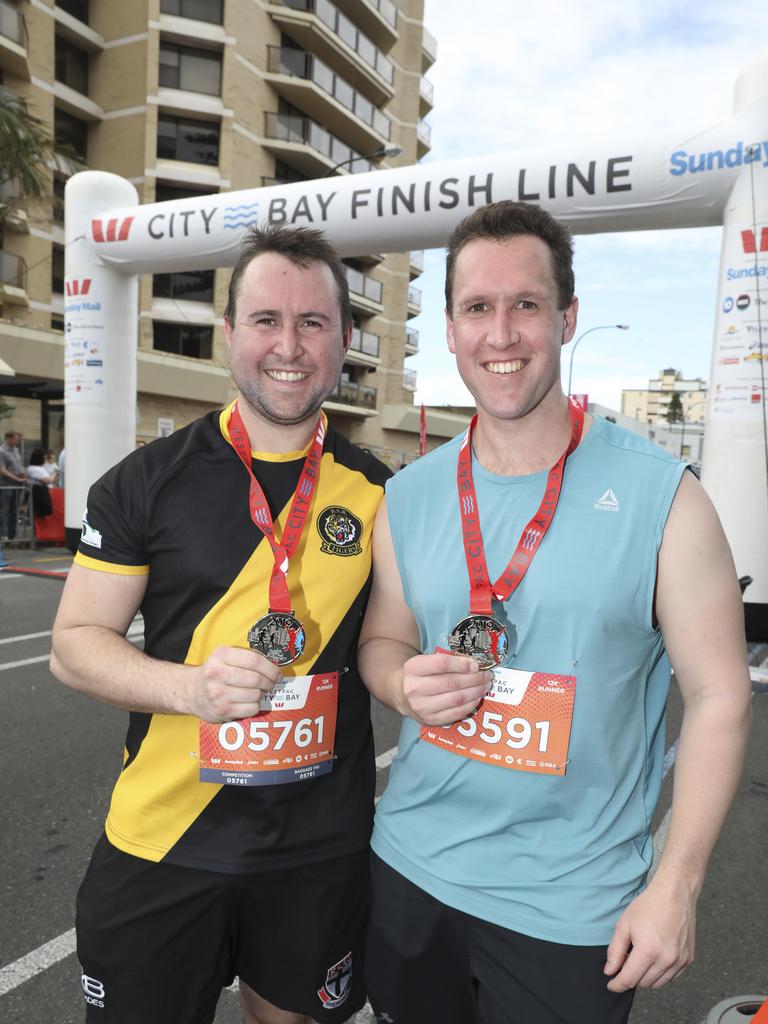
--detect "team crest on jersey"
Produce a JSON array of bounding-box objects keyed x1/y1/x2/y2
[
  {"x1": 317, "y1": 950, "x2": 352, "y2": 1009},
  {"x1": 317, "y1": 506, "x2": 362, "y2": 556}
]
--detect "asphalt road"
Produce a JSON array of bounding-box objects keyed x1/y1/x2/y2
[{"x1": 0, "y1": 547, "x2": 765, "y2": 1024}]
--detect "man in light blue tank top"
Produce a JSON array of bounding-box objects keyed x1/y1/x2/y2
[{"x1": 359, "y1": 201, "x2": 752, "y2": 1024}]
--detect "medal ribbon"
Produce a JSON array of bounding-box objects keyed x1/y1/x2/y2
[
  {"x1": 457, "y1": 400, "x2": 584, "y2": 616},
  {"x1": 228, "y1": 402, "x2": 325, "y2": 613}
]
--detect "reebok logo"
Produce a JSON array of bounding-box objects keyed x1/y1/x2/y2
[
  {"x1": 741, "y1": 227, "x2": 768, "y2": 254},
  {"x1": 594, "y1": 489, "x2": 620, "y2": 512}
]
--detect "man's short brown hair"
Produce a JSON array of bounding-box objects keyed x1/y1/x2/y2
[
  {"x1": 224, "y1": 224, "x2": 352, "y2": 332},
  {"x1": 445, "y1": 201, "x2": 575, "y2": 314}
]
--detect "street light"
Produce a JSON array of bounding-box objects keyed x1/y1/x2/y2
[
  {"x1": 678, "y1": 398, "x2": 708, "y2": 460},
  {"x1": 323, "y1": 144, "x2": 402, "y2": 177},
  {"x1": 566, "y1": 324, "x2": 629, "y2": 397}
]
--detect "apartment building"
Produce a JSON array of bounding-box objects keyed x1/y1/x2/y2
[
  {"x1": 0, "y1": 0, "x2": 440, "y2": 466},
  {"x1": 621, "y1": 368, "x2": 708, "y2": 425}
]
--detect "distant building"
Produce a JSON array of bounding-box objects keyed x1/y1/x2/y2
[
  {"x1": 621, "y1": 368, "x2": 708, "y2": 425},
  {"x1": 591, "y1": 401, "x2": 705, "y2": 467}
]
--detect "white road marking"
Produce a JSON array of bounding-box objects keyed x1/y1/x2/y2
[
  {"x1": 0, "y1": 630, "x2": 53, "y2": 645},
  {"x1": 0, "y1": 619, "x2": 144, "y2": 671},
  {"x1": 0, "y1": 928, "x2": 76, "y2": 996},
  {"x1": 0, "y1": 573, "x2": 21, "y2": 581},
  {"x1": 0, "y1": 654, "x2": 51, "y2": 672},
  {"x1": 375, "y1": 746, "x2": 397, "y2": 770}
]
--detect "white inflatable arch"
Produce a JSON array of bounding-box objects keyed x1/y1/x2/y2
[{"x1": 65, "y1": 51, "x2": 768, "y2": 634}]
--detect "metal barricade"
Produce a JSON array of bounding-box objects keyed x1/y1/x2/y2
[{"x1": 0, "y1": 484, "x2": 37, "y2": 549}]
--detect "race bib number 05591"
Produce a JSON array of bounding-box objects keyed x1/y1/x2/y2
[
  {"x1": 199, "y1": 672, "x2": 339, "y2": 786},
  {"x1": 420, "y1": 667, "x2": 576, "y2": 776}
]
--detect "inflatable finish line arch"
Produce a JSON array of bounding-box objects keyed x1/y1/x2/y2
[{"x1": 64, "y1": 51, "x2": 768, "y2": 634}]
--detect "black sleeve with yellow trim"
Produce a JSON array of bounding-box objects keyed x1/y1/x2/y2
[{"x1": 75, "y1": 449, "x2": 150, "y2": 575}]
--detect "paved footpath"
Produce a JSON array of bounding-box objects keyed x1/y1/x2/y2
[{"x1": 0, "y1": 546, "x2": 765, "y2": 1023}]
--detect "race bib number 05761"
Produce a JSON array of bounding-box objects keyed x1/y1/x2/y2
[
  {"x1": 420, "y1": 667, "x2": 576, "y2": 776},
  {"x1": 199, "y1": 672, "x2": 339, "y2": 786}
]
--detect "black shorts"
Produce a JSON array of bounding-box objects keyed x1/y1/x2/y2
[
  {"x1": 366, "y1": 854, "x2": 635, "y2": 1024},
  {"x1": 76, "y1": 834, "x2": 368, "y2": 1023}
]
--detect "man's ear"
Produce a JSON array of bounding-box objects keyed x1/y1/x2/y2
[
  {"x1": 342, "y1": 322, "x2": 353, "y2": 354},
  {"x1": 223, "y1": 316, "x2": 233, "y2": 351},
  {"x1": 561, "y1": 296, "x2": 579, "y2": 346},
  {"x1": 446, "y1": 308, "x2": 456, "y2": 354}
]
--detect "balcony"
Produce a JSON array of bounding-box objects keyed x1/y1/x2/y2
[
  {"x1": 405, "y1": 327, "x2": 419, "y2": 355},
  {"x1": 0, "y1": 251, "x2": 28, "y2": 305},
  {"x1": 266, "y1": 45, "x2": 390, "y2": 153},
  {"x1": 0, "y1": 0, "x2": 30, "y2": 79},
  {"x1": 347, "y1": 326, "x2": 380, "y2": 366},
  {"x1": 268, "y1": 0, "x2": 395, "y2": 105},
  {"x1": 421, "y1": 25, "x2": 436, "y2": 70},
  {"x1": 409, "y1": 250, "x2": 424, "y2": 278},
  {"x1": 417, "y1": 118, "x2": 431, "y2": 157},
  {"x1": 333, "y1": 0, "x2": 398, "y2": 49},
  {"x1": 407, "y1": 285, "x2": 421, "y2": 316},
  {"x1": 346, "y1": 265, "x2": 383, "y2": 314},
  {"x1": 0, "y1": 179, "x2": 29, "y2": 233},
  {"x1": 419, "y1": 76, "x2": 434, "y2": 114},
  {"x1": 264, "y1": 110, "x2": 373, "y2": 177},
  {"x1": 403, "y1": 367, "x2": 417, "y2": 391},
  {"x1": 326, "y1": 378, "x2": 378, "y2": 415}
]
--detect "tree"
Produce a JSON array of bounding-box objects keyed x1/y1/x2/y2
[
  {"x1": 665, "y1": 391, "x2": 684, "y2": 424},
  {"x1": 0, "y1": 92, "x2": 57, "y2": 230},
  {"x1": 0, "y1": 396, "x2": 14, "y2": 421}
]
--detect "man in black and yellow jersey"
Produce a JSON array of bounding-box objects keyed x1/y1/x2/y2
[{"x1": 51, "y1": 225, "x2": 390, "y2": 1024}]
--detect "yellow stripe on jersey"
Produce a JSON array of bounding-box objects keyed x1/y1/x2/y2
[
  {"x1": 218, "y1": 403, "x2": 329, "y2": 462},
  {"x1": 74, "y1": 552, "x2": 150, "y2": 576},
  {"x1": 104, "y1": 449, "x2": 382, "y2": 862}
]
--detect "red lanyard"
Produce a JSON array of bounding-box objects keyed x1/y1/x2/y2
[
  {"x1": 228, "y1": 402, "x2": 325, "y2": 613},
  {"x1": 457, "y1": 401, "x2": 584, "y2": 616}
]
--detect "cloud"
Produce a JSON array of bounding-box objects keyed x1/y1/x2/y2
[{"x1": 422, "y1": 3, "x2": 768, "y2": 162}]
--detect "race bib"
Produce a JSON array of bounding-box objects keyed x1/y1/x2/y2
[
  {"x1": 199, "y1": 672, "x2": 339, "y2": 786},
  {"x1": 420, "y1": 666, "x2": 576, "y2": 776}
]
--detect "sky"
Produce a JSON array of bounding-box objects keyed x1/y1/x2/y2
[{"x1": 412, "y1": 2, "x2": 768, "y2": 411}]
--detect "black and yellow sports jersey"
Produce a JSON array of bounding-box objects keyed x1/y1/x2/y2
[{"x1": 75, "y1": 407, "x2": 390, "y2": 873}]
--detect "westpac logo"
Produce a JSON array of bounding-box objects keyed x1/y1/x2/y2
[
  {"x1": 91, "y1": 216, "x2": 134, "y2": 242},
  {"x1": 741, "y1": 228, "x2": 768, "y2": 254},
  {"x1": 65, "y1": 278, "x2": 91, "y2": 297}
]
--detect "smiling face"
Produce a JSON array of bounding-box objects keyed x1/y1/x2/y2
[
  {"x1": 224, "y1": 252, "x2": 351, "y2": 431},
  {"x1": 446, "y1": 235, "x2": 578, "y2": 428}
]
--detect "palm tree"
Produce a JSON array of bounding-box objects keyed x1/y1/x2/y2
[{"x1": 0, "y1": 91, "x2": 62, "y2": 230}]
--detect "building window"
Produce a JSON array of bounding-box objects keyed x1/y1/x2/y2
[
  {"x1": 155, "y1": 183, "x2": 215, "y2": 204},
  {"x1": 54, "y1": 109, "x2": 88, "y2": 161},
  {"x1": 57, "y1": 0, "x2": 89, "y2": 24},
  {"x1": 157, "y1": 114, "x2": 219, "y2": 165},
  {"x1": 159, "y1": 42, "x2": 222, "y2": 96},
  {"x1": 153, "y1": 321, "x2": 213, "y2": 359},
  {"x1": 52, "y1": 176, "x2": 66, "y2": 225},
  {"x1": 153, "y1": 270, "x2": 214, "y2": 303},
  {"x1": 160, "y1": 0, "x2": 223, "y2": 23},
  {"x1": 51, "y1": 315, "x2": 65, "y2": 332},
  {"x1": 52, "y1": 245, "x2": 64, "y2": 295},
  {"x1": 55, "y1": 36, "x2": 89, "y2": 94}
]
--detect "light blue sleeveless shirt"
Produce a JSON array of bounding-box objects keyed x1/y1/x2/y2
[{"x1": 372, "y1": 416, "x2": 687, "y2": 945}]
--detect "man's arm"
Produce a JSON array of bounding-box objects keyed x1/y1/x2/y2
[
  {"x1": 605, "y1": 471, "x2": 752, "y2": 992},
  {"x1": 358, "y1": 499, "x2": 489, "y2": 724},
  {"x1": 50, "y1": 563, "x2": 281, "y2": 722},
  {"x1": 0, "y1": 463, "x2": 25, "y2": 483}
]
